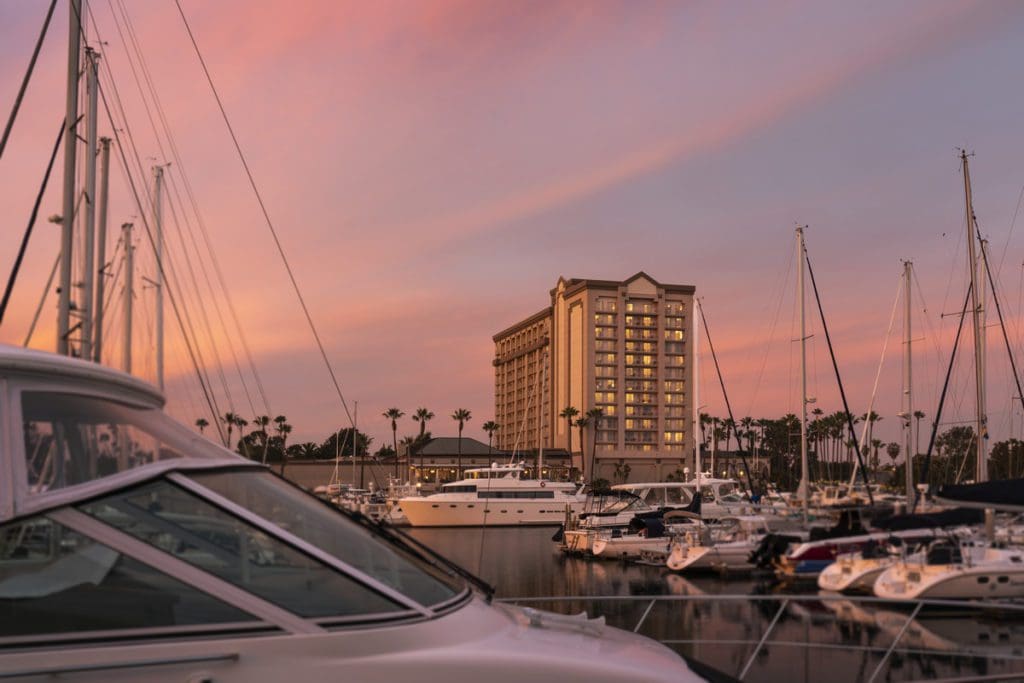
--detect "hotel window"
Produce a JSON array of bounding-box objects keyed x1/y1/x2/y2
[
  {"x1": 595, "y1": 327, "x2": 617, "y2": 339},
  {"x1": 602, "y1": 405, "x2": 617, "y2": 417},
  {"x1": 594, "y1": 391, "x2": 617, "y2": 404},
  {"x1": 665, "y1": 342, "x2": 685, "y2": 355},
  {"x1": 665, "y1": 302, "x2": 685, "y2": 314},
  {"x1": 665, "y1": 406, "x2": 685, "y2": 417},
  {"x1": 596, "y1": 365, "x2": 616, "y2": 377},
  {"x1": 665, "y1": 419, "x2": 687, "y2": 430},
  {"x1": 597, "y1": 353, "x2": 617, "y2": 365},
  {"x1": 596, "y1": 430, "x2": 617, "y2": 443},
  {"x1": 664, "y1": 431, "x2": 685, "y2": 443},
  {"x1": 596, "y1": 298, "x2": 618, "y2": 313},
  {"x1": 665, "y1": 316, "x2": 684, "y2": 329},
  {"x1": 664, "y1": 367, "x2": 685, "y2": 379},
  {"x1": 626, "y1": 301, "x2": 655, "y2": 313},
  {"x1": 596, "y1": 340, "x2": 615, "y2": 352},
  {"x1": 664, "y1": 380, "x2": 685, "y2": 392},
  {"x1": 596, "y1": 378, "x2": 617, "y2": 390},
  {"x1": 666, "y1": 356, "x2": 684, "y2": 367},
  {"x1": 594, "y1": 313, "x2": 615, "y2": 326},
  {"x1": 665, "y1": 393, "x2": 685, "y2": 404}
]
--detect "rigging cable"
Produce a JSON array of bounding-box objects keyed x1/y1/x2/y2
[
  {"x1": 695, "y1": 298, "x2": 757, "y2": 498},
  {"x1": 848, "y1": 272, "x2": 903, "y2": 486},
  {"x1": 96, "y1": 81, "x2": 226, "y2": 445},
  {"x1": 0, "y1": 0, "x2": 58, "y2": 160},
  {"x1": 0, "y1": 119, "x2": 64, "y2": 326},
  {"x1": 100, "y1": 0, "x2": 257, "y2": 418},
  {"x1": 174, "y1": 0, "x2": 354, "y2": 426},
  {"x1": 979, "y1": 238, "x2": 1024, "y2": 435},
  {"x1": 802, "y1": 243, "x2": 874, "y2": 506},
  {"x1": 915, "y1": 283, "x2": 972, "y2": 511}
]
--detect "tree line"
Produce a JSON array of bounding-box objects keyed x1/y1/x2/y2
[{"x1": 196, "y1": 406, "x2": 504, "y2": 479}]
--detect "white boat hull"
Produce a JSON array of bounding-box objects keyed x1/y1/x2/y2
[
  {"x1": 592, "y1": 535, "x2": 673, "y2": 560},
  {"x1": 875, "y1": 560, "x2": 1024, "y2": 600},
  {"x1": 401, "y1": 497, "x2": 582, "y2": 527},
  {"x1": 818, "y1": 556, "x2": 893, "y2": 593},
  {"x1": 666, "y1": 541, "x2": 757, "y2": 572}
]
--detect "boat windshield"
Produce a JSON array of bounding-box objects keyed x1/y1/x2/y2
[{"x1": 21, "y1": 391, "x2": 228, "y2": 495}]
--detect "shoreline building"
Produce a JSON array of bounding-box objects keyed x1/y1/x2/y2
[{"x1": 493, "y1": 272, "x2": 696, "y2": 482}]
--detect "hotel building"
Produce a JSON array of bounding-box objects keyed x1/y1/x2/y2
[{"x1": 492, "y1": 272, "x2": 696, "y2": 481}]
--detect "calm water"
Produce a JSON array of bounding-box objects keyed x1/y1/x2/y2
[{"x1": 406, "y1": 526, "x2": 1024, "y2": 683}]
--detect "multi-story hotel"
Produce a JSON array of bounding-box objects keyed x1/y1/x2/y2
[{"x1": 492, "y1": 272, "x2": 696, "y2": 482}]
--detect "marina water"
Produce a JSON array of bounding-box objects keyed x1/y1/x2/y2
[{"x1": 408, "y1": 526, "x2": 1024, "y2": 683}]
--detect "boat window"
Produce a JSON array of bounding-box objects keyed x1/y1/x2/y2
[
  {"x1": 443, "y1": 485, "x2": 477, "y2": 493},
  {"x1": 0, "y1": 516, "x2": 258, "y2": 638},
  {"x1": 190, "y1": 471, "x2": 460, "y2": 606},
  {"x1": 21, "y1": 391, "x2": 229, "y2": 494},
  {"x1": 476, "y1": 490, "x2": 555, "y2": 499},
  {"x1": 80, "y1": 479, "x2": 403, "y2": 618},
  {"x1": 665, "y1": 487, "x2": 691, "y2": 505}
]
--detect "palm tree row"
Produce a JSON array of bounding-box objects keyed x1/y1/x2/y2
[
  {"x1": 200, "y1": 412, "x2": 293, "y2": 472},
  {"x1": 559, "y1": 405, "x2": 606, "y2": 483}
]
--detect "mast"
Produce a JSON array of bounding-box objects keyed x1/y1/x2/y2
[
  {"x1": 693, "y1": 295, "x2": 701, "y2": 484},
  {"x1": 797, "y1": 226, "x2": 809, "y2": 520},
  {"x1": 903, "y1": 260, "x2": 914, "y2": 500},
  {"x1": 93, "y1": 137, "x2": 111, "y2": 362},
  {"x1": 979, "y1": 238, "x2": 988, "y2": 481},
  {"x1": 80, "y1": 48, "x2": 99, "y2": 360},
  {"x1": 153, "y1": 165, "x2": 165, "y2": 390},
  {"x1": 537, "y1": 349, "x2": 547, "y2": 478},
  {"x1": 962, "y1": 151, "x2": 987, "y2": 482},
  {"x1": 122, "y1": 222, "x2": 133, "y2": 373},
  {"x1": 57, "y1": 0, "x2": 83, "y2": 355}
]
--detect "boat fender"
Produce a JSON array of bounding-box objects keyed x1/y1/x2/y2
[{"x1": 540, "y1": 481, "x2": 546, "y2": 487}]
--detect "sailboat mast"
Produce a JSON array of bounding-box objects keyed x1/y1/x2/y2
[
  {"x1": 693, "y1": 296, "x2": 701, "y2": 485},
  {"x1": 537, "y1": 349, "x2": 547, "y2": 478},
  {"x1": 903, "y1": 260, "x2": 914, "y2": 500},
  {"x1": 797, "y1": 226, "x2": 809, "y2": 520},
  {"x1": 94, "y1": 137, "x2": 111, "y2": 362},
  {"x1": 122, "y1": 222, "x2": 133, "y2": 373},
  {"x1": 962, "y1": 151, "x2": 987, "y2": 482},
  {"x1": 80, "y1": 48, "x2": 99, "y2": 360},
  {"x1": 153, "y1": 165, "x2": 165, "y2": 391},
  {"x1": 57, "y1": 0, "x2": 83, "y2": 355}
]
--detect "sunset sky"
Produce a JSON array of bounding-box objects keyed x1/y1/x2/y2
[{"x1": 2, "y1": 1, "x2": 1024, "y2": 453}]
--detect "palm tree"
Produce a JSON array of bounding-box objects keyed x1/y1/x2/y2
[
  {"x1": 275, "y1": 418, "x2": 292, "y2": 476},
  {"x1": 586, "y1": 407, "x2": 604, "y2": 485},
  {"x1": 195, "y1": 417, "x2": 209, "y2": 435},
  {"x1": 559, "y1": 406, "x2": 579, "y2": 472},
  {"x1": 913, "y1": 410, "x2": 926, "y2": 455},
  {"x1": 574, "y1": 416, "x2": 590, "y2": 481},
  {"x1": 221, "y1": 412, "x2": 238, "y2": 448},
  {"x1": 451, "y1": 408, "x2": 472, "y2": 476},
  {"x1": 233, "y1": 416, "x2": 249, "y2": 457},
  {"x1": 252, "y1": 415, "x2": 271, "y2": 463},
  {"x1": 482, "y1": 421, "x2": 500, "y2": 454},
  {"x1": 384, "y1": 408, "x2": 404, "y2": 478},
  {"x1": 412, "y1": 408, "x2": 434, "y2": 439}
]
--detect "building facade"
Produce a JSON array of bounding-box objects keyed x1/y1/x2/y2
[{"x1": 493, "y1": 272, "x2": 696, "y2": 482}]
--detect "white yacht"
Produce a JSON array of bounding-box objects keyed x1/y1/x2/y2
[
  {"x1": 874, "y1": 538, "x2": 1024, "y2": 600},
  {"x1": 398, "y1": 463, "x2": 585, "y2": 527},
  {"x1": 0, "y1": 346, "x2": 703, "y2": 682}
]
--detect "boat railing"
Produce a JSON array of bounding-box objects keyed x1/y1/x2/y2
[{"x1": 497, "y1": 593, "x2": 1024, "y2": 683}]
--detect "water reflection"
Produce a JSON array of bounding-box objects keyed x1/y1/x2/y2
[{"x1": 406, "y1": 527, "x2": 1024, "y2": 683}]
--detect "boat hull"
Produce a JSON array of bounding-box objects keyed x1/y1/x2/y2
[{"x1": 401, "y1": 497, "x2": 582, "y2": 527}]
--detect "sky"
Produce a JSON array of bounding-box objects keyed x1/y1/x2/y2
[{"x1": 2, "y1": 1, "x2": 1024, "y2": 455}]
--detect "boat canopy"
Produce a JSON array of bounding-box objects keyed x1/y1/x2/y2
[
  {"x1": 935, "y1": 480, "x2": 1024, "y2": 512},
  {"x1": 873, "y1": 507, "x2": 985, "y2": 530}
]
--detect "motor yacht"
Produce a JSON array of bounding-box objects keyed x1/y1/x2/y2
[
  {"x1": 398, "y1": 463, "x2": 584, "y2": 527},
  {"x1": 0, "y1": 345, "x2": 704, "y2": 682}
]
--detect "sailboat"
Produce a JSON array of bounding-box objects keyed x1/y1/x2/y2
[{"x1": 875, "y1": 151, "x2": 1024, "y2": 601}]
